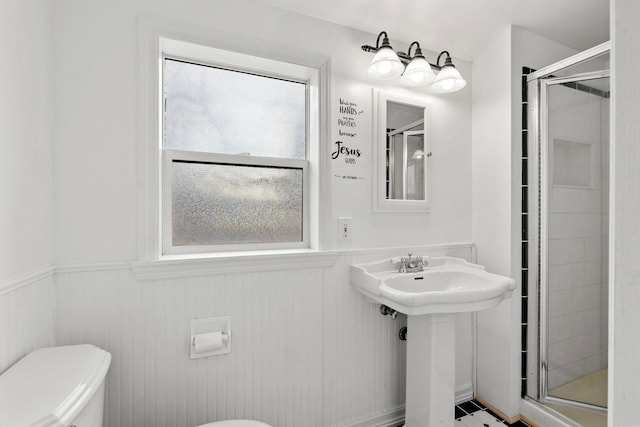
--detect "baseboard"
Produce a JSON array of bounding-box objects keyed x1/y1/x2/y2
[
  {"x1": 455, "y1": 383, "x2": 475, "y2": 404},
  {"x1": 344, "y1": 386, "x2": 475, "y2": 427},
  {"x1": 344, "y1": 407, "x2": 405, "y2": 427}
]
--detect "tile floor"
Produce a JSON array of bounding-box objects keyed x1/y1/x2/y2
[{"x1": 455, "y1": 400, "x2": 532, "y2": 427}]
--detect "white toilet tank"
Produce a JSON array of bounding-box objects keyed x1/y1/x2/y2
[{"x1": 0, "y1": 344, "x2": 111, "y2": 427}]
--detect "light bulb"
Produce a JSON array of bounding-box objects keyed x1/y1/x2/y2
[
  {"x1": 401, "y1": 56, "x2": 436, "y2": 87},
  {"x1": 441, "y1": 79, "x2": 454, "y2": 91},
  {"x1": 430, "y1": 64, "x2": 466, "y2": 93},
  {"x1": 368, "y1": 46, "x2": 405, "y2": 80},
  {"x1": 375, "y1": 61, "x2": 392, "y2": 76}
]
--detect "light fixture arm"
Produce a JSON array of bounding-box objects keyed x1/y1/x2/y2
[
  {"x1": 375, "y1": 31, "x2": 389, "y2": 49},
  {"x1": 406, "y1": 41, "x2": 423, "y2": 59},
  {"x1": 436, "y1": 51, "x2": 454, "y2": 68}
]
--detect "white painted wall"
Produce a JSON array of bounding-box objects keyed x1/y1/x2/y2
[
  {"x1": 0, "y1": 273, "x2": 56, "y2": 373},
  {"x1": 51, "y1": 0, "x2": 472, "y2": 265},
  {"x1": 610, "y1": 1, "x2": 640, "y2": 425},
  {"x1": 44, "y1": 1, "x2": 475, "y2": 426},
  {"x1": 472, "y1": 27, "x2": 513, "y2": 416},
  {"x1": 472, "y1": 26, "x2": 579, "y2": 417},
  {"x1": 0, "y1": 0, "x2": 57, "y2": 375},
  {"x1": 0, "y1": 0, "x2": 54, "y2": 281}
]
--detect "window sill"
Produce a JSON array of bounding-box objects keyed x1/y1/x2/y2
[{"x1": 132, "y1": 249, "x2": 338, "y2": 281}]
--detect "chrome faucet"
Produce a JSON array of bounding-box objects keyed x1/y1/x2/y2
[{"x1": 399, "y1": 253, "x2": 427, "y2": 273}]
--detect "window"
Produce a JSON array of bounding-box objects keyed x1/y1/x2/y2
[{"x1": 160, "y1": 40, "x2": 318, "y2": 255}]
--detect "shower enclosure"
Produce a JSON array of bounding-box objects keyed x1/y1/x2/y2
[{"x1": 526, "y1": 42, "x2": 610, "y2": 423}]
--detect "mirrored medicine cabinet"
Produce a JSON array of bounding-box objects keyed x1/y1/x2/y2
[{"x1": 373, "y1": 89, "x2": 431, "y2": 212}]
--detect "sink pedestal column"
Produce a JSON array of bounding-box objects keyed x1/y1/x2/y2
[{"x1": 405, "y1": 314, "x2": 456, "y2": 427}]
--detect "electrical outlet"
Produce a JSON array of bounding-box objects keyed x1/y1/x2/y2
[{"x1": 338, "y1": 217, "x2": 352, "y2": 242}]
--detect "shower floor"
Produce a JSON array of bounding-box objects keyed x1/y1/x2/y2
[
  {"x1": 547, "y1": 369, "x2": 607, "y2": 427},
  {"x1": 549, "y1": 369, "x2": 607, "y2": 407}
]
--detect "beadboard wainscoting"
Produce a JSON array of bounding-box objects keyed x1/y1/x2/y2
[
  {"x1": 0, "y1": 268, "x2": 56, "y2": 373},
  {"x1": 54, "y1": 244, "x2": 475, "y2": 427}
]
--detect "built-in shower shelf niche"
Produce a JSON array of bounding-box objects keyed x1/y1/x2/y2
[{"x1": 552, "y1": 138, "x2": 594, "y2": 188}]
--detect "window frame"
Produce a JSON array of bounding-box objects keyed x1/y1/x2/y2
[
  {"x1": 137, "y1": 20, "x2": 331, "y2": 264},
  {"x1": 149, "y1": 37, "x2": 321, "y2": 258}
]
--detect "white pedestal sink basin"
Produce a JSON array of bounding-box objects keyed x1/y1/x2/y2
[{"x1": 350, "y1": 256, "x2": 516, "y2": 427}]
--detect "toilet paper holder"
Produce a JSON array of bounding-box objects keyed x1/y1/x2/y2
[
  {"x1": 190, "y1": 316, "x2": 231, "y2": 359},
  {"x1": 191, "y1": 331, "x2": 229, "y2": 347}
]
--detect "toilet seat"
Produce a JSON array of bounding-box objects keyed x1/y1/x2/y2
[{"x1": 198, "y1": 420, "x2": 271, "y2": 427}]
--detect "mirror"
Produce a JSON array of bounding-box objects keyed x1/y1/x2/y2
[{"x1": 373, "y1": 90, "x2": 430, "y2": 212}]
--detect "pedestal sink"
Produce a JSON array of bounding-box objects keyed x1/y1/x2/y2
[{"x1": 350, "y1": 256, "x2": 516, "y2": 427}]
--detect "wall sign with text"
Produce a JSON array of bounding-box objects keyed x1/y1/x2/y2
[{"x1": 333, "y1": 97, "x2": 365, "y2": 181}]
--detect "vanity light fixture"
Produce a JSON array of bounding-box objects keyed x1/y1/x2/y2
[{"x1": 362, "y1": 31, "x2": 467, "y2": 93}]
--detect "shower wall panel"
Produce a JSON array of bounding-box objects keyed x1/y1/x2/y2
[{"x1": 546, "y1": 86, "x2": 608, "y2": 390}]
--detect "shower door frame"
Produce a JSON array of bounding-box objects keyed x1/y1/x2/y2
[{"x1": 526, "y1": 41, "x2": 610, "y2": 412}]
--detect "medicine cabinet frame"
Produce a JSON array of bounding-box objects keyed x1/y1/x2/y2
[{"x1": 372, "y1": 89, "x2": 431, "y2": 213}]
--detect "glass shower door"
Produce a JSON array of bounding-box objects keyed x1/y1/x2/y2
[{"x1": 541, "y1": 73, "x2": 609, "y2": 410}]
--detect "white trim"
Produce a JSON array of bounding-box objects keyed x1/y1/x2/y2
[
  {"x1": 55, "y1": 262, "x2": 131, "y2": 274},
  {"x1": 160, "y1": 40, "x2": 317, "y2": 256},
  {"x1": 372, "y1": 89, "x2": 431, "y2": 213},
  {"x1": 2, "y1": 243, "x2": 473, "y2": 284},
  {"x1": 344, "y1": 407, "x2": 405, "y2": 427},
  {"x1": 133, "y1": 242, "x2": 473, "y2": 280},
  {"x1": 0, "y1": 267, "x2": 55, "y2": 296},
  {"x1": 456, "y1": 382, "x2": 475, "y2": 404},
  {"x1": 333, "y1": 241, "x2": 475, "y2": 257},
  {"x1": 132, "y1": 250, "x2": 338, "y2": 281},
  {"x1": 137, "y1": 16, "x2": 331, "y2": 261},
  {"x1": 342, "y1": 385, "x2": 473, "y2": 427},
  {"x1": 527, "y1": 41, "x2": 611, "y2": 82}
]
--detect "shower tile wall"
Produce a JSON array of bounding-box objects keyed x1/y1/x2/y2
[{"x1": 547, "y1": 86, "x2": 609, "y2": 390}]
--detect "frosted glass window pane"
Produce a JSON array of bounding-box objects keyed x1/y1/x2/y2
[
  {"x1": 171, "y1": 161, "x2": 303, "y2": 246},
  {"x1": 164, "y1": 59, "x2": 306, "y2": 159}
]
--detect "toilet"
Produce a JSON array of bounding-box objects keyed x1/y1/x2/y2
[
  {"x1": 0, "y1": 344, "x2": 112, "y2": 427},
  {"x1": 0, "y1": 344, "x2": 271, "y2": 427}
]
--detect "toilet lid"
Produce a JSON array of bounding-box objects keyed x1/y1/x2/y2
[
  {"x1": 0, "y1": 345, "x2": 111, "y2": 427},
  {"x1": 199, "y1": 421, "x2": 271, "y2": 427}
]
